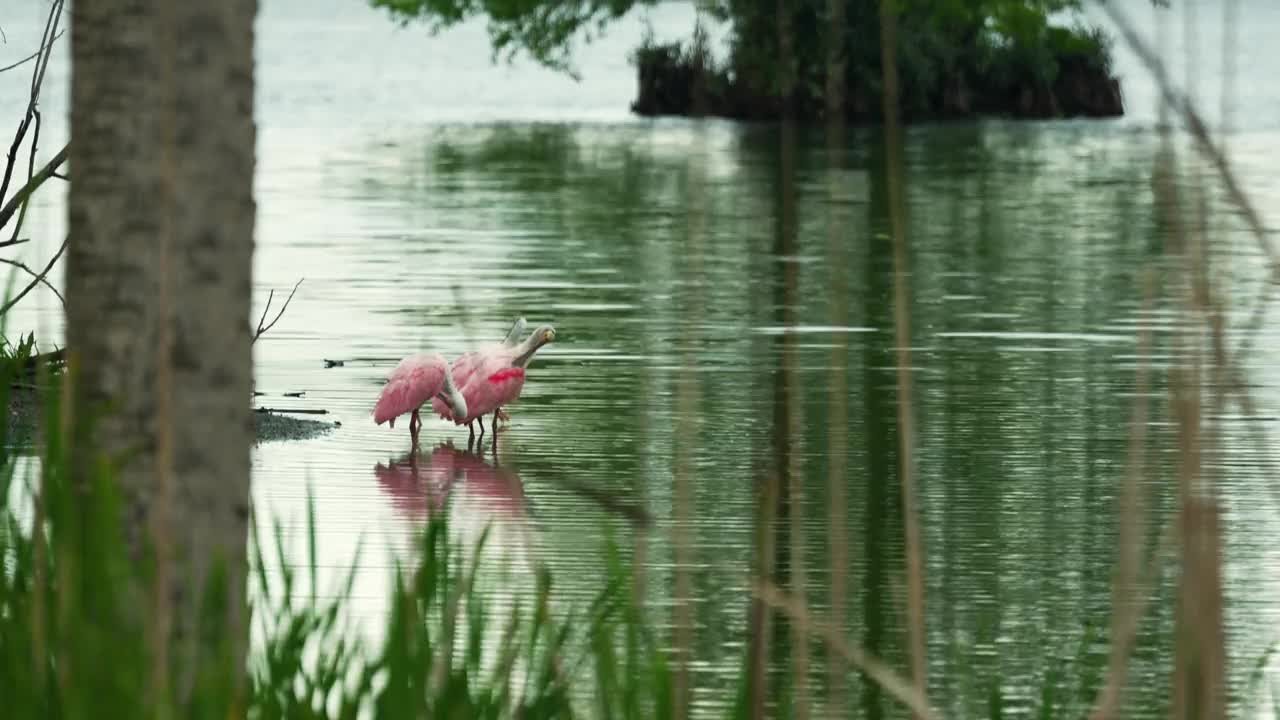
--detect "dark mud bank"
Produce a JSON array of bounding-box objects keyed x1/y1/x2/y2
[
  {"x1": 6, "y1": 387, "x2": 336, "y2": 447},
  {"x1": 252, "y1": 410, "x2": 338, "y2": 443}
]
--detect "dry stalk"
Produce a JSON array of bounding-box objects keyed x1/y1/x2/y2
[
  {"x1": 1138, "y1": 0, "x2": 1280, "y2": 516},
  {"x1": 671, "y1": 127, "x2": 706, "y2": 720},
  {"x1": 1099, "y1": 7, "x2": 1266, "y2": 709},
  {"x1": 747, "y1": 461, "x2": 780, "y2": 719},
  {"x1": 878, "y1": 0, "x2": 927, "y2": 710},
  {"x1": 1089, "y1": 510, "x2": 1182, "y2": 720},
  {"x1": 1230, "y1": 281, "x2": 1272, "y2": 363},
  {"x1": 1182, "y1": 51, "x2": 1229, "y2": 720},
  {"x1": 1143, "y1": 37, "x2": 1227, "y2": 719},
  {"x1": 785, "y1": 202, "x2": 808, "y2": 718},
  {"x1": 776, "y1": 2, "x2": 809, "y2": 715},
  {"x1": 1220, "y1": 0, "x2": 1239, "y2": 147},
  {"x1": 1098, "y1": 0, "x2": 1279, "y2": 277},
  {"x1": 753, "y1": 582, "x2": 941, "y2": 720},
  {"x1": 1089, "y1": 270, "x2": 1155, "y2": 720},
  {"x1": 824, "y1": 0, "x2": 850, "y2": 708}
]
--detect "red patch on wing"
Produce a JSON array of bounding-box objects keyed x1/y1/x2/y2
[{"x1": 487, "y1": 368, "x2": 525, "y2": 384}]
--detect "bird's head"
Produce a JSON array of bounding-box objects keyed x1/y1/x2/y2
[{"x1": 514, "y1": 324, "x2": 556, "y2": 368}]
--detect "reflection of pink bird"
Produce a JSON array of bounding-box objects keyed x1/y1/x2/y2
[
  {"x1": 449, "y1": 449, "x2": 527, "y2": 516},
  {"x1": 373, "y1": 352, "x2": 468, "y2": 447},
  {"x1": 373, "y1": 452, "x2": 457, "y2": 518},
  {"x1": 372, "y1": 444, "x2": 526, "y2": 520},
  {"x1": 432, "y1": 324, "x2": 556, "y2": 444}
]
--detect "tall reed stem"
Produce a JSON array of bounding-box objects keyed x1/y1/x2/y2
[
  {"x1": 878, "y1": 0, "x2": 927, "y2": 712},
  {"x1": 824, "y1": 0, "x2": 850, "y2": 709}
]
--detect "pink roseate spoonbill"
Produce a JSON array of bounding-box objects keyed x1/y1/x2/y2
[
  {"x1": 373, "y1": 352, "x2": 468, "y2": 446},
  {"x1": 433, "y1": 324, "x2": 556, "y2": 445},
  {"x1": 465, "y1": 323, "x2": 556, "y2": 439},
  {"x1": 493, "y1": 317, "x2": 527, "y2": 423},
  {"x1": 445, "y1": 316, "x2": 527, "y2": 403}
]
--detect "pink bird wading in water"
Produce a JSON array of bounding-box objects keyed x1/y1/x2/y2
[
  {"x1": 373, "y1": 352, "x2": 468, "y2": 447},
  {"x1": 432, "y1": 324, "x2": 556, "y2": 446},
  {"x1": 441, "y1": 316, "x2": 527, "y2": 419}
]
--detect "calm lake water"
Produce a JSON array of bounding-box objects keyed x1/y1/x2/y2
[{"x1": 5, "y1": 0, "x2": 1280, "y2": 716}]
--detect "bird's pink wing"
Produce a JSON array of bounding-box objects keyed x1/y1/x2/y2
[
  {"x1": 429, "y1": 396, "x2": 452, "y2": 423},
  {"x1": 374, "y1": 354, "x2": 446, "y2": 426},
  {"x1": 435, "y1": 348, "x2": 512, "y2": 423},
  {"x1": 459, "y1": 356, "x2": 525, "y2": 421},
  {"x1": 488, "y1": 367, "x2": 527, "y2": 407},
  {"x1": 451, "y1": 351, "x2": 482, "y2": 387}
]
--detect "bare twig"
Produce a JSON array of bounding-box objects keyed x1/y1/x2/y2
[
  {"x1": 251, "y1": 278, "x2": 303, "y2": 344},
  {"x1": 0, "y1": 29, "x2": 64, "y2": 75},
  {"x1": 0, "y1": 255, "x2": 64, "y2": 305},
  {"x1": 1, "y1": 1, "x2": 62, "y2": 206},
  {"x1": 29, "y1": 1, "x2": 62, "y2": 104},
  {"x1": 752, "y1": 582, "x2": 941, "y2": 720},
  {"x1": 0, "y1": 144, "x2": 67, "y2": 232},
  {"x1": 8, "y1": 108, "x2": 42, "y2": 245},
  {"x1": 0, "y1": 235, "x2": 65, "y2": 316},
  {"x1": 254, "y1": 289, "x2": 275, "y2": 334}
]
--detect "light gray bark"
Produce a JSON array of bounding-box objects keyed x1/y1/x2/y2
[{"x1": 67, "y1": 0, "x2": 256, "y2": 706}]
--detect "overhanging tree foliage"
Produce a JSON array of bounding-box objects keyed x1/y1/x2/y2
[
  {"x1": 370, "y1": 0, "x2": 655, "y2": 78},
  {"x1": 373, "y1": 0, "x2": 1134, "y2": 120}
]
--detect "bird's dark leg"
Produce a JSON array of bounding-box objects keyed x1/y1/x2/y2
[
  {"x1": 410, "y1": 409, "x2": 420, "y2": 448},
  {"x1": 467, "y1": 421, "x2": 475, "y2": 451},
  {"x1": 477, "y1": 415, "x2": 486, "y2": 443},
  {"x1": 492, "y1": 409, "x2": 500, "y2": 434}
]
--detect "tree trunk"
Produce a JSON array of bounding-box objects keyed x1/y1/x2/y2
[{"x1": 67, "y1": 0, "x2": 256, "y2": 709}]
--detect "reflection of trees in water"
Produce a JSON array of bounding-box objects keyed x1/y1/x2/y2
[{"x1": 349, "y1": 115, "x2": 1273, "y2": 713}]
